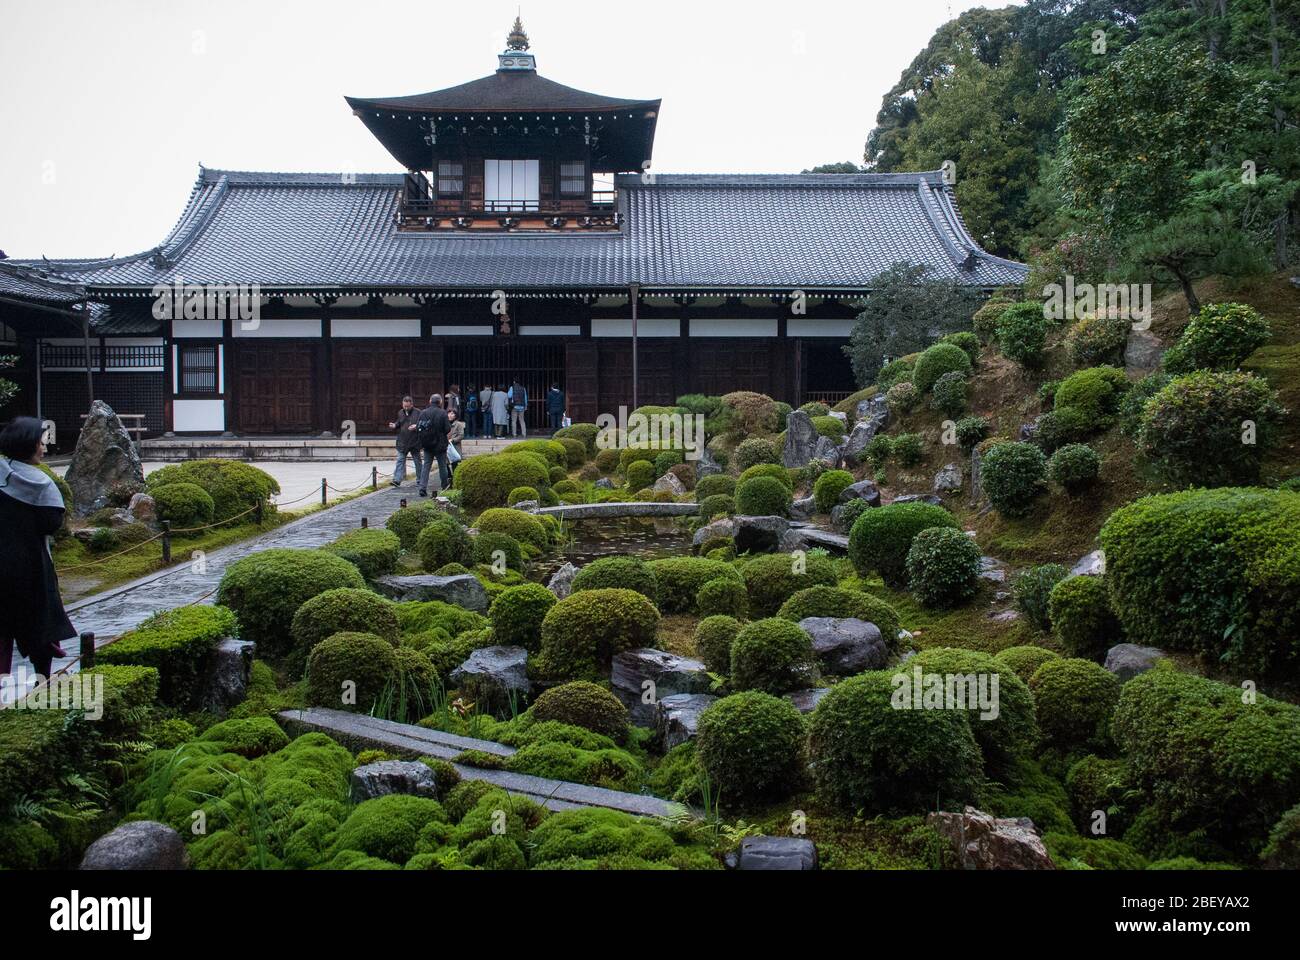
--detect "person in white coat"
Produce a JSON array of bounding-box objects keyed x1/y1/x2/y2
[{"x1": 490, "y1": 383, "x2": 509, "y2": 438}]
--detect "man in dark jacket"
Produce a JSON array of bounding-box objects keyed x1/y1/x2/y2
[
  {"x1": 389, "y1": 395, "x2": 422, "y2": 487},
  {"x1": 546, "y1": 382, "x2": 565, "y2": 431},
  {"x1": 415, "y1": 394, "x2": 452, "y2": 497}
]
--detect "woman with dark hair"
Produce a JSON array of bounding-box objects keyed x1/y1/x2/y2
[{"x1": 0, "y1": 417, "x2": 73, "y2": 681}]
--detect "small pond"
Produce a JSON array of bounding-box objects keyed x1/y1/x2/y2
[{"x1": 531, "y1": 517, "x2": 693, "y2": 582}]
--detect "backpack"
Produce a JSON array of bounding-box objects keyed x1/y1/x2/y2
[
  {"x1": 514, "y1": 386, "x2": 528, "y2": 409},
  {"x1": 466, "y1": 393, "x2": 479, "y2": 413}
]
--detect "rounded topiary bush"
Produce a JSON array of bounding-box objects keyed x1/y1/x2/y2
[
  {"x1": 1047, "y1": 443, "x2": 1100, "y2": 494},
  {"x1": 571, "y1": 557, "x2": 657, "y2": 601},
  {"x1": 625, "y1": 460, "x2": 655, "y2": 492},
  {"x1": 474, "y1": 508, "x2": 550, "y2": 553},
  {"x1": 930, "y1": 370, "x2": 968, "y2": 417},
  {"x1": 529, "y1": 681, "x2": 629, "y2": 742},
  {"x1": 145, "y1": 459, "x2": 279, "y2": 523},
  {"x1": 697, "y1": 494, "x2": 735, "y2": 520},
  {"x1": 696, "y1": 691, "x2": 807, "y2": 802},
  {"x1": 151, "y1": 482, "x2": 215, "y2": 529},
  {"x1": 653, "y1": 450, "x2": 683, "y2": 478},
  {"x1": 1100, "y1": 487, "x2": 1300, "y2": 675},
  {"x1": 472, "y1": 531, "x2": 524, "y2": 572},
  {"x1": 1048, "y1": 575, "x2": 1121, "y2": 661},
  {"x1": 489, "y1": 583, "x2": 557, "y2": 652},
  {"x1": 905, "y1": 526, "x2": 981, "y2": 608},
  {"x1": 1053, "y1": 366, "x2": 1129, "y2": 429},
  {"x1": 996, "y1": 301, "x2": 1052, "y2": 369},
  {"x1": 1033, "y1": 406, "x2": 1089, "y2": 455},
  {"x1": 994, "y1": 644, "x2": 1062, "y2": 683},
  {"x1": 694, "y1": 615, "x2": 742, "y2": 673},
  {"x1": 452, "y1": 452, "x2": 551, "y2": 509},
  {"x1": 594, "y1": 448, "x2": 621, "y2": 474},
  {"x1": 556, "y1": 437, "x2": 588, "y2": 468},
  {"x1": 1012, "y1": 564, "x2": 1069, "y2": 633},
  {"x1": 981, "y1": 442, "x2": 1047, "y2": 517},
  {"x1": 1029, "y1": 658, "x2": 1120, "y2": 751},
  {"x1": 325, "y1": 528, "x2": 401, "y2": 580},
  {"x1": 695, "y1": 474, "x2": 736, "y2": 500},
  {"x1": 417, "y1": 514, "x2": 472, "y2": 571},
  {"x1": 290, "y1": 587, "x2": 399, "y2": 668},
  {"x1": 885, "y1": 381, "x2": 919, "y2": 415},
  {"x1": 537, "y1": 588, "x2": 660, "y2": 681},
  {"x1": 1066, "y1": 313, "x2": 1130, "y2": 367},
  {"x1": 734, "y1": 475, "x2": 792, "y2": 517},
  {"x1": 1137, "y1": 370, "x2": 1282, "y2": 487},
  {"x1": 384, "y1": 501, "x2": 445, "y2": 550},
  {"x1": 733, "y1": 437, "x2": 781, "y2": 473},
  {"x1": 696, "y1": 577, "x2": 749, "y2": 619},
  {"x1": 913, "y1": 342, "x2": 972, "y2": 394},
  {"x1": 809, "y1": 670, "x2": 983, "y2": 813},
  {"x1": 740, "y1": 552, "x2": 838, "y2": 617},
  {"x1": 848, "y1": 501, "x2": 959, "y2": 587},
  {"x1": 729, "y1": 618, "x2": 815, "y2": 694},
  {"x1": 507, "y1": 486, "x2": 540, "y2": 506},
  {"x1": 306, "y1": 631, "x2": 399, "y2": 712},
  {"x1": 813, "y1": 469, "x2": 854, "y2": 513},
  {"x1": 217, "y1": 548, "x2": 365, "y2": 658},
  {"x1": 775, "y1": 586, "x2": 900, "y2": 644},
  {"x1": 737, "y1": 463, "x2": 793, "y2": 490},
  {"x1": 811, "y1": 416, "x2": 846, "y2": 442},
  {"x1": 940, "y1": 330, "x2": 981, "y2": 364},
  {"x1": 647, "y1": 557, "x2": 743, "y2": 614},
  {"x1": 876, "y1": 357, "x2": 915, "y2": 390},
  {"x1": 1163, "y1": 302, "x2": 1270, "y2": 375},
  {"x1": 954, "y1": 416, "x2": 990, "y2": 452}
]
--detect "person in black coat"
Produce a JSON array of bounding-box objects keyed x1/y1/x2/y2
[
  {"x1": 0, "y1": 417, "x2": 74, "y2": 682},
  {"x1": 415, "y1": 394, "x2": 452, "y2": 497}
]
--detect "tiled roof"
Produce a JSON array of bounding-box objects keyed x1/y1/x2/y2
[
  {"x1": 21, "y1": 167, "x2": 1028, "y2": 294},
  {"x1": 0, "y1": 262, "x2": 85, "y2": 305}
]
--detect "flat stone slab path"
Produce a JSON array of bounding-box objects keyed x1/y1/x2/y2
[
  {"x1": 28, "y1": 484, "x2": 414, "y2": 678},
  {"x1": 281, "y1": 708, "x2": 690, "y2": 818}
]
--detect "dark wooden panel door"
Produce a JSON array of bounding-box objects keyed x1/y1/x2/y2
[
  {"x1": 334, "y1": 341, "x2": 439, "y2": 434},
  {"x1": 686, "y1": 340, "x2": 777, "y2": 397},
  {"x1": 565, "y1": 340, "x2": 599, "y2": 424},
  {"x1": 235, "y1": 342, "x2": 315, "y2": 434}
]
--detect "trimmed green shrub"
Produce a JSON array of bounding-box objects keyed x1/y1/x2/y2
[
  {"x1": 1049, "y1": 575, "x2": 1121, "y2": 661},
  {"x1": 1163, "y1": 302, "x2": 1270, "y2": 375},
  {"x1": 720, "y1": 391, "x2": 780, "y2": 439},
  {"x1": 865, "y1": 434, "x2": 893, "y2": 468},
  {"x1": 98, "y1": 605, "x2": 236, "y2": 708},
  {"x1": 848, "y1": 501, "x2": 959, "y2": 587},
  {"x1": 452, "y1": 452, "x2": 550, "y2": 509},
  {"x1": 740, "y1": 552, "x2": 838, "y2": 617},
  {"x1": 886, "y1": 380, "x2": 919, "y2": 415},
  {"x1": 799, "y1": 401, "x2": 831, "y2": 418},
  {"x1": 776, "y1": 586, "x2": 900, "y2": 644},
  {"x1": 996, "y1": 301, "x2": 1052, "y2": 368},
  {"x1": 417, "y1": 514, "x2": 472, "y2": 571},
  {"x1": 972, "y1": 298, "x2": 1013, "y2": 341},
  {"x1": 333, "y1": 793, "x2": 448, "y2": 864},
  {"x1": 145, "y1": 459, "x2": 279, "y2": 523},
  {"x1": 527, "y1": 806, "x2": 711, "y2": 870},
  {"x1": 648, "y1": 557, "x2": 743, "y2": 614},
  {"x1": 813, "y1": 469, "x2": 854, "y2": 513},
  {"x1": 290, "y1": 588, "x2": 399, "y2": 671},
  {"x1": 507, "y1": 486, "x2": 539, "y2": 506},
  {"x1": 1137, "y1": 370, "x2": 1283, "y2": 487},
  {"x1": 472, "y1": 531, "x2": 524, "y2": 572},
  {"x1": 504, "y1": 741, "x2": 643, "y2": 792},
  {"x1": 694, "y1": 615, "x2": 742, "y2": 673},
  {"x1": 571, "y1": 557, "x2": 657, "y2": 600},
  {"x1": 1045, "y1": 832, "x2": 1148, "y2": 870},
  {"x1": 940, "y1": 330, "x2": 981, "y2": 364},
  {"x1": 217, "y1": 548, "x2": 365, "y2": 658},
  {"x1": 151, "y1": 481, "x2": 215, "y2": 529},
  {"x1": 876, "y1": 357, "x2": 916, "y2": 390},
  {"x1": 553, "y1": 423, "x2": 600, "y2": 456},
  {"x1": 199, "y1": 716, "x2": 291, "y2": 759},
  {"x1": 729, "y1": 618, "x2": 815, "y2": 694},
  {"x1": 594, "y1": 448, "x2": 621, "y2": 474},
  {"x1": 1033, "y1": 406, "x2": 1090, "y2": 455},
  {"x1": 306, "y1": 631, "x2": 400, "y2": 712},
  {"x1": 696, "y1": 691, "x2": 806, "y2": 802},
  {"x1": 1100, "y1": 487, "x2": 1300, "y2": 675},
  {"x1": 734, "y1": 475, "x2": 792, "y2": 517},
  {"x1": 325, "y1": 528, "x2": 401, "y2": 579},
  {"x1": 625, "y1": 460, "x2": 654, "y2": 492},
  {"x1": 1066, "y1": 313, "x2": 1129, "y2": 367},
  {"x1": 1012, "y1": 564, "x2": 1069, "y2": 632},
  {"x1": 913, "y1": 342, "x2": 972, "y2": 394},
  {"x1": 738, "y1": 463, "x2": 793, "y2": 490},
  {"x1": 653, "y1": 450, "x2": 683, "y2": 478},
  {"x1": 537, "y1": 588, "x2": 660, "y2": 681},
  {"x1": 905, "y1": 526, "x2": 980, "y2": 608},
  {"x1": 733, "y1": 437, "x2": 781, "y2": 473},
  {"x1": 1029, "y1": 658, "x2": 1120, "y2": 751},
  {"x1": 981, "y1": 442, "x2": 1047, "y2": 517},
  {"x1": 1054, "y1": 365, "x2": 1129, "y2": 429},
  {"x1": 1048, "y1": 443, "x2": 1100, "y2": 494},
  {"x1": 954, "y1": 416, "x2": 990, "y2": 451},
  {"x1": 384, "y1": 501, "x2": 445, "y2": 550},
  {"x1": 529, "y1": 681, "x2": 628, "y2": 742},
  {"x1": 697, "y1": 494, "x2": 734, "y2": 520},
  {"x1": 809, "y1": 670, "x2": 983, "y2": 813},
  {"x1": 891, "y1": 432, "x2": 924, "y2": 467},
  {"x1": 833, "y1": 497, "x2": 873, "y2": 533},
  {"x1": 475, "y1": 508, "x2": 550, "y2": 552},
  {"x1": 692, "y1": 577, "x2": 744, "y2": 619},
  {"x1": 812, "y1": 416, "x2": 846, "y2": 442},
  {"x1": 557, "y1": 437, "x2": 588, "y2": 467},
  {"x1": 512, "y1": 438, "x2": 568, "y2": 467},
  {"x1": 489, "y1": 583, "x2": 557, "y2": 652},
  {"x1": 930, "y1": 371, "x2": 968, "y2": 417},
  {"x1": 695, "y1": 474, "x2": 736, "y2": 500},
  {"x1": 994, "y1": 644, "x2": 1062, "y2": 683}
]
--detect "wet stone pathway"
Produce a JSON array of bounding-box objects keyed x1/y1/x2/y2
[{"x1": 24, "y1": 484, "x2": 415, "y2": 678}]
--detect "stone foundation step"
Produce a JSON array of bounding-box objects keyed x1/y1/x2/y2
[{"x1": 279, "y1": 708, "x2": 689, "y2": 819}]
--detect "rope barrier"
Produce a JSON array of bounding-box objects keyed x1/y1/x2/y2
[{"x1": 54, "y1": 530, "x2": 166, "y2": 573}]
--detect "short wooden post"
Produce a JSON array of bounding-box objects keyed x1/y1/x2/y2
[
  {"x1": 361, "y1": 517, "x2": 368, "y2": 529},
  {"x1": 160, "y1": 521, "x2": 171, "y2": 564},
  {"x1": 255, "y1": 498, "x2": 264, "y2": 524},
  {"x1": 79, "y1": 632, "x2": 95, "y2": 670},
  {"x1": 321, "y1": 477, "x2": 328, "y2": 506},
  {"x1": 371, "y1": 466, "x2": 378, "y2": 490},
  {"x1": 400, "y1": 498, "x2": 407, "y2": 510}
]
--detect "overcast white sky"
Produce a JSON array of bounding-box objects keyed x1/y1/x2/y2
[{"x1": 0, "y1": 0, "x2": 1015, "y2": 260}]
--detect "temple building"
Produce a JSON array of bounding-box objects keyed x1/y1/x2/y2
[{"x1": 0, "y1": 18, "x2": 1026, "y2": 447}]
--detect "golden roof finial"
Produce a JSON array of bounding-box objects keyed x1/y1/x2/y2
[{"x1": 506, "y1": 14, "x2": 529, "y2": 51}]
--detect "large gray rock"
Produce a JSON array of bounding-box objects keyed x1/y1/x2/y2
[
  {"x1": 978, "y1": 556, "x2": 1008, "y2": 584},
  {"x1": 789, "y1": 495, "x2": 816, "y2": 521},
  {"x1": 933, "y1": 463, "x2": 963, "y2": 494},
  {"x1": 692, "y1": 516, "x2": 736, "y2": 549},
  {"x1": 1018, "y1": 416, "x2": 1044, "y2": 444},
  {"x1": 779, "y1": 526, "x2": 849, "y2": 554},
  {"x1": 969, "y1": 444, "x2": 984, "y2": 501},
  {"x1": 1070, "y1": 550, "x2": 1106, "y2": 577},
  {"x1": 80, "y1": 821, "x2": 189, "y2": 870},
  {"x1": 1125, "y1": 329, "x2": 1164, "y2": 373},
  {"x1": 656, "y1": 693, "x2": 718, "y2": 751},
  {"x1": 594, "y1": 477, "x2": 615, "y2": 490},
  {"x1": 799, "y1": 617, "x2": 887, "y2": 675},
  {"x1": 733, "y1": 836, "x2": 818, "y2": 871},
  {"x1": 449, "y1": 646, "x2": 530, "y2": 706},
  {"x1": 694, "y1": 447, "x2": 723, "y2": 479},
  {"x1": 892, "y1": 494, "x2": 943, "y2": 507},
  {"x1": 64, "y1": 400, "x2": 145, "y2": 516},
  {"x1": 842, "y1": 396, "x2": 889, "y2": 466},
  {"x1": 612, "y1": 648, "x2": 711, "y2": 726},
  {"x1": 126, "y1": 492, "x2": 157, "y2": 525},
  {"x1": 927, "y1": 806, "x2": 1055, "y2": 870},
  {"x1": 812, "y1": 436, "x2": 842, "y2": 468},
  {"x1": 838, "y1": 479, "x2": 881, "y2": 508},
  {"x1": 651, "y1": 471, "x2": 686, "y2": 496},
  {"x1": 782, "y1": 410, "x2": 821, "y2": 468},
  {"x1": 785, "y1": 687, "x2": 831, "y2": 714},
  {"x1": 733, "y1": 515, "x2": 790, "y2": 554},
  {"x1": 546, "y1": 562, "x2": 577, "y2": 600},
  {"x1": 1104, "y1": 643, "x2": 1167, "y2": 682},
  {"x1": 349, "y1": 760, "x2": 439, "y2": 803},
  {"x1": 373, "y1": 573, "x2": 489, "y2": 611},
  {"x1": 199, "y1": 638, "x2": 254, "y2": 716}
]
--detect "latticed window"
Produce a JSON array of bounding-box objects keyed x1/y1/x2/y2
[
  {"x1": 437, "y1": 161, "x2": 464, "y2": 198},
  {"x1": 179, "y1": 345, "x2": 218, "y2": 394},
  {"x1": 559, "y1": 161, "x2": 586, "y2": 196}
]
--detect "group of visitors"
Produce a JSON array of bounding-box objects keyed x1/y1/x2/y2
[{"x1": 388, "y1": 381, "x2": 566, "y2": 496}]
